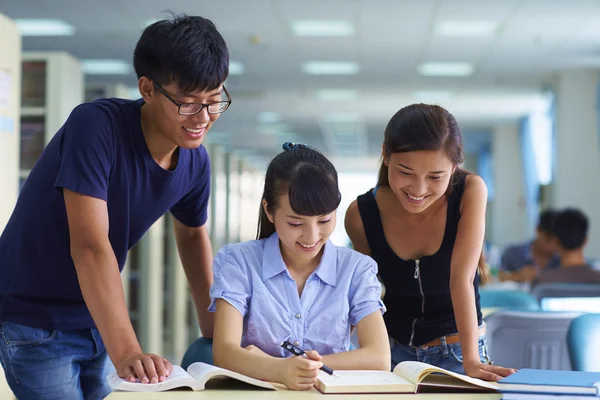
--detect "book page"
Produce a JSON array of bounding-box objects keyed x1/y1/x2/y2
[
  {"x1": 187, "y1": 362, "x2": 277, "y2": 391},
  {"x1": 394, "y1": 361, "x2": 497, "y2": 391},
  {"x1": 107, "y1": 365, "x2": 200, "y2": 392},
  {"x1": 317, "y1": 370, "x2": 414, "y2": 393}
]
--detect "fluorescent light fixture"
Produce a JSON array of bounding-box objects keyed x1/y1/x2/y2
[
  {"x1": 316, "y1": 89, "x2": 358, "y2": 102},
  {"x1": 15, "y1": 19, "x2": 75, "y2": 36},
  {"x1": 435, "y1": 20, "x2": 498, "y2": 37},
  {"x1": 82, "y1": 59, "x2": 131, "y2": 75},
  {"x1": 327, "y1": 113, "x2": 362, "y2": 123},
  {"x1": 229, "y1": 61, "x2": 245, "y2": 75},
  {"x1": 413, "y1": 91, "x2": 454, "y2": 102},
  {"x1": 418, "y1": 62, "x2": 474, "y2": 77},
  {"x1": 258, "y1": 112, "x2": 280, "y2": 124},
  {"x1": 291, "y1": 20, "x2": 354, "y2": 37},
  {"x1": 302, "y1": 61, "x2": 359, "y2": 75}
]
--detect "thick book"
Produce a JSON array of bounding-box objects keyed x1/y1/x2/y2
[
  {"x1": 315, "y1": 361, "x2": 498, "y2": 394},
  {"x1": 498, "y1": 369, "x2": 600, "y2": 397},
  {"x1": 107, "y1": 362, "x2": 282, "y2": 392}
]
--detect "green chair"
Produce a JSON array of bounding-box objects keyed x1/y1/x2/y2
[
  {"x1": 479, "y1": 289, "x2": 540, "y2": 310},
  {"x1": 567, "y1": 313, "x2": 600, "y2": 372},
  {"x1": 181, "y1": 337, "x2": 213, "y2": 369}
]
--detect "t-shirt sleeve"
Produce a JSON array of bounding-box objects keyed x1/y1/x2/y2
[
  {"x1": 209, "y1": 246, "x2": 251, "y2": 316},
  {"x1": 54, "y1": 104, "x2": 115, "y2": 200},
  {"x1": 170, "y1": 147, "x2": 211, "y2": 227},
  {"x1": 348, "y1": 257, "x2": 386, "y2": 326}
]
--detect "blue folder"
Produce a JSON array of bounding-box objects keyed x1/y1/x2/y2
[{"x1": 499, "y1": 369, "x2": 600, "y2": 396}]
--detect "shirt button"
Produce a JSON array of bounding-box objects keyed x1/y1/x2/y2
[
  {"x1": 295, "y1": 313, "x2": 301, "y2": 319},
  {"x1": 294, "y1": 341, "x2": 300, "y2": 346}
]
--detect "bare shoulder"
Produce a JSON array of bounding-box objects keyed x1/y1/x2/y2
[
  {"x1": 344, "y1": 200, "x2": 365, "y2": 239},
  {"x1": 462, "y1": 174, "x2": 488, "y2": 207},
  {"x1": 344, "y1": 199, "x2": 371, "y2": 256}
]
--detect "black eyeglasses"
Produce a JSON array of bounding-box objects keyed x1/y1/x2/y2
[{"x1": 153, "y1": 82, "x2": 232, "y2": 116}]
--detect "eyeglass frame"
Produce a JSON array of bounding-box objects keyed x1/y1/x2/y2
[{"x1": 152, "y1": 81, "x2": 232, "y2": 116}]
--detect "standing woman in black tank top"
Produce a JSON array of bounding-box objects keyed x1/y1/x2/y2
[{"x1": 345, "y1": 104, "x2": 515, "y2": 381}]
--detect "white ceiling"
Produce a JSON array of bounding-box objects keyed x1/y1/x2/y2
[{"x1": 3, "y1": 0, "x2": 600, "y2": 165}]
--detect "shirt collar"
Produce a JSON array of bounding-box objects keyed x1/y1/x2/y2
[
  {"x1": 314, "y1": 240, "x2": 337, "y2": 287},
  {"x1": 262, "y1": 233, "x2": 288, "y2": 281},
  {"x1": 261, "y1": 233, "x2": 338, "y2": 287}
]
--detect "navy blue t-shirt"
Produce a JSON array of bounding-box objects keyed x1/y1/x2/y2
[{"x1": 0, "y1": 98, "x2": 211, "y2": 330}]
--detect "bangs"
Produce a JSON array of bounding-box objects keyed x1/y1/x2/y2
[
  {"x1": 172, "y1": 62, "x2": 228, "y2": 93},
  {"x1": 287, "y1": 164, "x2": 341, "y2": 217}
]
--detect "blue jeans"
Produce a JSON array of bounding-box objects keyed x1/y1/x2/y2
[
  {"x1": 390, "y1": 333, "x2": 491, "y2": 374},
  {"x1": 0, "y1": 322, "x2": 113, "y2": 400}
]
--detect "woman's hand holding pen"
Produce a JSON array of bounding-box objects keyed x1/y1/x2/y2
[
  {"x1": 463, "y1": 360, "x2": 517, "y2": 382},
  {"x1": 279, "y1": 350, "x2": 323, "y2": 391}
]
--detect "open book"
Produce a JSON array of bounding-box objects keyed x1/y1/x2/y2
[
  {"x1": 316, "y1": 361, "x2": 499, "y2": 394},
  {"x1": 107, "y1": 362, "x2": 280, "y2": 392}
]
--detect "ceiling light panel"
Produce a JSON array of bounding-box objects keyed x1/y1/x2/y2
[
  {"x1": 302, "y1": 61, "x2": 359, "y2": 75},
  {"x1": 291, "y1": 20, "x2": 355, "y2": 37},
  {"x1": 418, "y1": 62, "x2": 474, "y2": 77},
  {"x1": 15, "y1": 19, "x2": 75, "y2": 36},
  {"x1": 435, "y1": 20, "x2": 498, "y2": 37},
  {"x1": 82, "y1": 59, "x2": 131, "y2": 75}
]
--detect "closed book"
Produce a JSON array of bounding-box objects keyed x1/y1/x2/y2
[{"x1": 499, "y1": 369, "x2": 600, "y2": 397}]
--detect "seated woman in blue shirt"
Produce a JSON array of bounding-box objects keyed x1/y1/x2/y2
[{"x1": 210, "y1": 142, "x2": 390, "y2": 390}]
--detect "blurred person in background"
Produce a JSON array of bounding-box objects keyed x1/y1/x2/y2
[
  {"x1": 499, "y1": 209, "x2": 560, "y2": 283},
  {"x1": 532, "y1": 208, "x2": 600, "y2": 287}
]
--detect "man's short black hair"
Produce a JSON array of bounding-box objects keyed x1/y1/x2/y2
[
  {"x1": 133, "y1": 13, "x2": 229, "y2": 93},
  {"x1": 537, "y1": 208, "x2": 558, "y2": 235},
  {"x1": 554, "y1": 208, "x2": 589, "y2": 250}
]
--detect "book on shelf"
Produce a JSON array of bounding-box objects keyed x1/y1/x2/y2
[
  {"x1": 20, "y1": 119, "x2": 45, "y2": 170},
  {"x1": 21, "y1": 61, "x2": 46, "y2": 108}
]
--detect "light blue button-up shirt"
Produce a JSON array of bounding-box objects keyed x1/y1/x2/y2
[{"x1": 209, "y1": 233, "x2": 385, "y2": 358}]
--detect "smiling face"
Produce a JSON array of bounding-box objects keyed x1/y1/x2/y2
[
  {"x1": 384, "y1": 148, "x2": 455, "y2": 214},
  {"x1": 139, "y1": 77, "x2": 224, "y2": 149},
  {"x1": 263, "y1": 194, "x2": 336, "y2": 266}
]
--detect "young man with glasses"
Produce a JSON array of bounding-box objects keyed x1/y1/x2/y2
[{"x1": 0, "y1": 14, "x2": 230, "y2": 399}]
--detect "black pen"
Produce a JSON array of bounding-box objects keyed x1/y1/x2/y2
[{"x1": 280, "y1": 341, "x2": 340, "y2": 378}]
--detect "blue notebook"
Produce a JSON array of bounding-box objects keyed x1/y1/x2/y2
[{"x1": 499, "y1": 369, "x2": 600, "y2": 396}]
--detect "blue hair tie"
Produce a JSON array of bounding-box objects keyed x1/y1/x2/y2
[{"x1": 282, "y1": 142, "x2": 308, "y2": 151}]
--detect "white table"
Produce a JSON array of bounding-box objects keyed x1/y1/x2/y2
[{"x1": 108, "y1": 390, "x2": 502, "y2": 399}]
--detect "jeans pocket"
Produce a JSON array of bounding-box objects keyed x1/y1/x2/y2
[
  {"x1": 1, "y1": 322, "x2": 57, "y2": 347},
  {"x1": 449, "y1": 343, "x2": 464, "y2": 363},
  {"x1": 478, "y1": 336, "x2": 491, "y2": 364}
]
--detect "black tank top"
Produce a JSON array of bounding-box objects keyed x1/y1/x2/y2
[{"x1": 356, "y1": 170, "x2": 482, "y2": 346}]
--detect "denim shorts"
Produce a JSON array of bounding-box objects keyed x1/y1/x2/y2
[
  {"x1": 389, "y1": 331, "x2": 491, "y2": 373},
  {"x1": 0, "y1": 322, "x2": 114, "y2": 400}
]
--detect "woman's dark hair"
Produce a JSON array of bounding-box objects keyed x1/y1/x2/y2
[
  {"x1": 377, "y1": 103, "x2": 464, "y2": 187},
  {"x1": 257, "y1": 143, "x2": 341, "y2": 239},
  {"x1": 133, "y1": 13, "x2": 229, "y2": 93}
]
